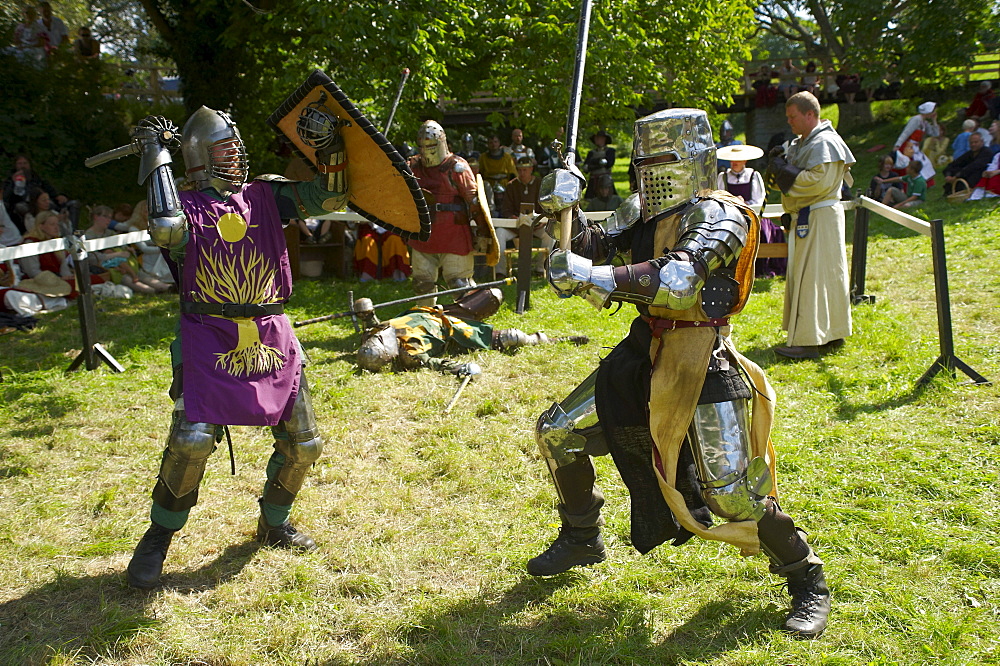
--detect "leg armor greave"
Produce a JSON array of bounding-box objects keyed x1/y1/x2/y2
[
  {"x1": 494, "y1": 329, "x2": 549, "y2": 350},
  {"x1": 445, "y1": 276, "x2": 475, "y2": 291},
  {"x1": 688, "y1": 397, "x2": 772, "y2": 522},
  {"x1": 263, "y1": 372, "x2": 324, "y2": 506},
  {"x1": 151, "y1": 406, "x2": 217, "y2": 512},
  {"x1": 536, "y1": 369, "x2": 608, "y2": 526},
  {"x1": 758, "y1": 498, "x2": 821, "y2": 570}
]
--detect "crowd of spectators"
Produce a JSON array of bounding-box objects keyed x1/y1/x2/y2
[
  {"x1": 0, "y1": 148, "x2": 179, "y2": 318},
  {"x1": 862, "y1": 94, "x2": 1000, "y2": 205},
  {"x1": 747, "y1": 60, "x2": 900, "y2": 109},
  {"x1": 10, "y1": 2, "x2": 99, "y2": 66}
]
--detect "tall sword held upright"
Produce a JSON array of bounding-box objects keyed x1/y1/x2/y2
[{"x1": 560, "y1": 0, "x2": 593, "y2": 251}]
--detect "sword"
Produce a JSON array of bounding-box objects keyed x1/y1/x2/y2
[
  {"x1": 444, "y1": 374, "x2": 473, "y2": 414},
  {"x1": 383, "y1": 67, "x2": 410, "y2": 139},
  {"x1": 293, "y1": 277, "x2": 515, "y2": 327},
  {"x1": 562, "y1": 0, "x2": 593, "y2": 175}
]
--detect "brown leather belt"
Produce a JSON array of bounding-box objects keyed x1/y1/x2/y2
[{"x1": 642, "y1": 315, "x2": 729, "y2": 338}]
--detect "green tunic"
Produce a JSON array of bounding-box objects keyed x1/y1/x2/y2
[{"x1": 388, "y1": 306, "x2": 494, "y2": 373}]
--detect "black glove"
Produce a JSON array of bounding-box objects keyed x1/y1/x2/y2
[
  {"x1": 765, "y1": 155, "x2": 803, "y2": 194},
  {"x1": 768, "y1": 145, "x2": 785, "y2": 159}
]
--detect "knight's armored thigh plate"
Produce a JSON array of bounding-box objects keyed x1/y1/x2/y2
[
  {"x1": 265, "y1": 372, "x2": 324, "y2": 506},
  {"x1": 688, "y1": 398, "x2": 770, "y2": 521},
  {"x1": 152, "y1": 409, "x2": 217, "y2": 511},
  {"x1": 536, "y1": 369, "x2": 609, "y2": 468}
]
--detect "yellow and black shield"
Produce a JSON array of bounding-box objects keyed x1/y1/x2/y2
[{"x1": 267, "y1": 70, "x2": 431, "y2": 241}]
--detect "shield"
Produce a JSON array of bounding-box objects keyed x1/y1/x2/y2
[
  {"x1": 476, "y1": 173, "x2": 501, "y2": 267},
  {"x1": 267, "y1": 70, "x2": 431, "y2": 241}
]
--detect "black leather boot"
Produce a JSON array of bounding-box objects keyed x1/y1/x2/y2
[
  {"x1": 126, "y1": 522, "x2": 175, "y2": 589},
  {"x1": 256, "y1": 514, "x2": 317, "y2": 552},
  {"x1": 775, "y1": 561, "x2": 830, "y2": 639},
  {"x1": 526, "y1": 525, "x2": 606, "y2": 576},
  {"x1": 757, "y1": 498, "x2": 829, "y2": 637}
]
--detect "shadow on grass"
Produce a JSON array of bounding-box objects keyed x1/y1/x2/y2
[
  {"x1": 353, "y1": 576, "x2": 781, "y2": 665},
  {"x1": 741, "y1": 343, "x2": 932, "y2": 418},
  {"x1": 825, "y1": 367, "x2": 931, "y2": 419},
  {"x1": 0, "y1": 542, "x2": 257, "y2": 665}
]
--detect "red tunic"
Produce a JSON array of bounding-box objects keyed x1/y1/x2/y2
[{"x1": 407, "y1": 154, "x2": 476, "y2": 256}]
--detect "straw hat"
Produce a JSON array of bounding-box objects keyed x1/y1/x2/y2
[
  {"x1": 16, "y1": 271, "x2": 72, "y2": 297},
  {"x1": 716, "y1": 144, "x2": 764, "y2": 162}
]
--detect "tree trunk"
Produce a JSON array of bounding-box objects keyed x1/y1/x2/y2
[{"x1": 836, "y1": 102, "x2": 874, "y2": 134}]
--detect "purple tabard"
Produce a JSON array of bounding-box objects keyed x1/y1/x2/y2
[{"x1": 178, "y1": 181, "x2": 300, "y2": 426}]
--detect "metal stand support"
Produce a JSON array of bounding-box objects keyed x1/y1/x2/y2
[
  {"x1": 917, "y1": 219, "x2": 988, "y2": 386},
  {"x1": 66, "y1": 235, "x2": 125, "y2": 373},
  {"x1": 515, "y1": 222, "x2": 533, "y2": 313},
  {"x1": 849, "y1": 198, "x2": 875, "y2": 305}
]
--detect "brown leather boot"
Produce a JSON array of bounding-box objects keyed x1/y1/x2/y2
[{"x1": 526, "y1": 524, "x2": 606, "y2": 576}]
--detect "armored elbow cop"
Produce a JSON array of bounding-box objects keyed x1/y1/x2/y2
[{"x1": 575, "y1": 197, "x2": 749, "y2": 310}]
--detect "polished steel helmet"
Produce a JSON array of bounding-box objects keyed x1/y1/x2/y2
[
  {"x1": 632, "y1": 108, "x2": 716, "y2": 220},
  {"x1": 180, "y1": 106, "x2": 249, "y2": 198},
  {"x1": 460, "y1": 132, "x2": 475, "y2": 155},
  {"x1": 416, "y1": 120, "x2": 450, "y2": 167},
  {"x1": 356, "y1": 323, "x2": 399, "y2": 372}
]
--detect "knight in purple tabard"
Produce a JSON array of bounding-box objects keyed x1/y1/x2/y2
[{"x1": 125, "y1": 108, "x2": 348, "y2": 589}]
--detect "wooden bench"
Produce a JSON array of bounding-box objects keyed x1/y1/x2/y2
[{"x1": 285, "y1": 221, "x2": 349, "y2": 280}]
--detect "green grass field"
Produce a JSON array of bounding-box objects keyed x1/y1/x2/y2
[{"x1": 2, "y1": 105, "x2": 1000, "y2": 664}]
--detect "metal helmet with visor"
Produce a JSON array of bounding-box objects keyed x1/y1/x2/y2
[
  {"x1": 180, "y1": 106, "x2": 249, "y2": 198},
  {"x1": 356, "y1": 323, "x2": 400, "y2": 372},
  {"x1": 416, "y1": 120, "x2": 450, "y2": 167},
  {"x1": 632, "y1": 108, "x2": 716, "y2": 221}
]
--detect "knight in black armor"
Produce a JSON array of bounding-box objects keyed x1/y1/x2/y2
[{"x1": 528, "y1": 108, "x2": 831, "y2": 639}]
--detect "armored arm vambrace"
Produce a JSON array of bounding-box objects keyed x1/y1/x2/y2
[
  {"x1": 317, "y1": 130, "x2": 348, "y2": 194},
  {"x1": 556, "y1": 204, "x2": 750, "y2": 310},
  {"x1": 765, "y1": 156, "x2": 803, "y2": 194},
  {"x1": 133, "y1": 116, "x2": 186, "y2": 249},
  {"x1": 146, "y1": 162, "x2": 187, "y2": 250},
  {"x1": 467, "y1": 197, "x2": 491, "y2": 236}
]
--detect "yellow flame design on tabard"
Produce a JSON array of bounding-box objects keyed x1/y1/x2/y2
[
  {"x1": 194, "y1": 244, "x2": 285, "y2": 377},
  {"x1": 216, "y1": 212, "x2": 248, "y2": 243}
]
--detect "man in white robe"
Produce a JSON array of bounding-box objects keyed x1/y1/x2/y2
[{"x1": 765, "y1": 91, "x2": 855, "y2": 359}]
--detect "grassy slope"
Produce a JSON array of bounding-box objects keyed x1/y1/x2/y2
[{"x1": 2, "y1": 103, "x2": 1000, "y2": 665}]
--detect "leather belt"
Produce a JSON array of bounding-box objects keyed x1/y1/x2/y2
[
  {"x1": 181, "y1": 301, "x2": 284, "y2": 318},
  {"x1": 642, "y1": 315, "x2": 729, "y2": 338},
  {"x1": 434, "y1": 203, "x2": 465, "y2": 212}
]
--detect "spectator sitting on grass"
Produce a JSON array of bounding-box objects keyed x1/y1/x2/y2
[
  {"x1": 943, "y1": 132, "x2": 992, "y2": 197},
  {"x1": 968, "y1": 148, "x2": 1000, "y2": 201},
  {"x1": 0, "y1": 203, "x2": 22, "y2": 247},
  {"x1": 880, "y1": 160, "x2": 927, "y2": 209},
  {"x1": 951, "y1": 119, "x2": 975, "y2": 161},
  {"x1": 964, "y1": 81, "x2": 994, "y2": 122},
  {"x1": 84, "y1": 205, "x2": 169, "y2": 294},
  {"x1": 869, "y1": 154, "x2": 896, "y2": 200}
]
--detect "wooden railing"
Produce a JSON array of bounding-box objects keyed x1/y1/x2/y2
[{"x1": 111, "y1": 64, "x2": 182, "y2": 105}]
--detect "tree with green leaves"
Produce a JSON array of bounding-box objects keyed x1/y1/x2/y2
[{"x1": 133, "y1": 0, "x2": 757, "y2": 171}]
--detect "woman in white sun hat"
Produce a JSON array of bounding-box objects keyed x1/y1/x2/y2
[{"x1": 717, "y1": 144, "x2": 786, "y2": 276}]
